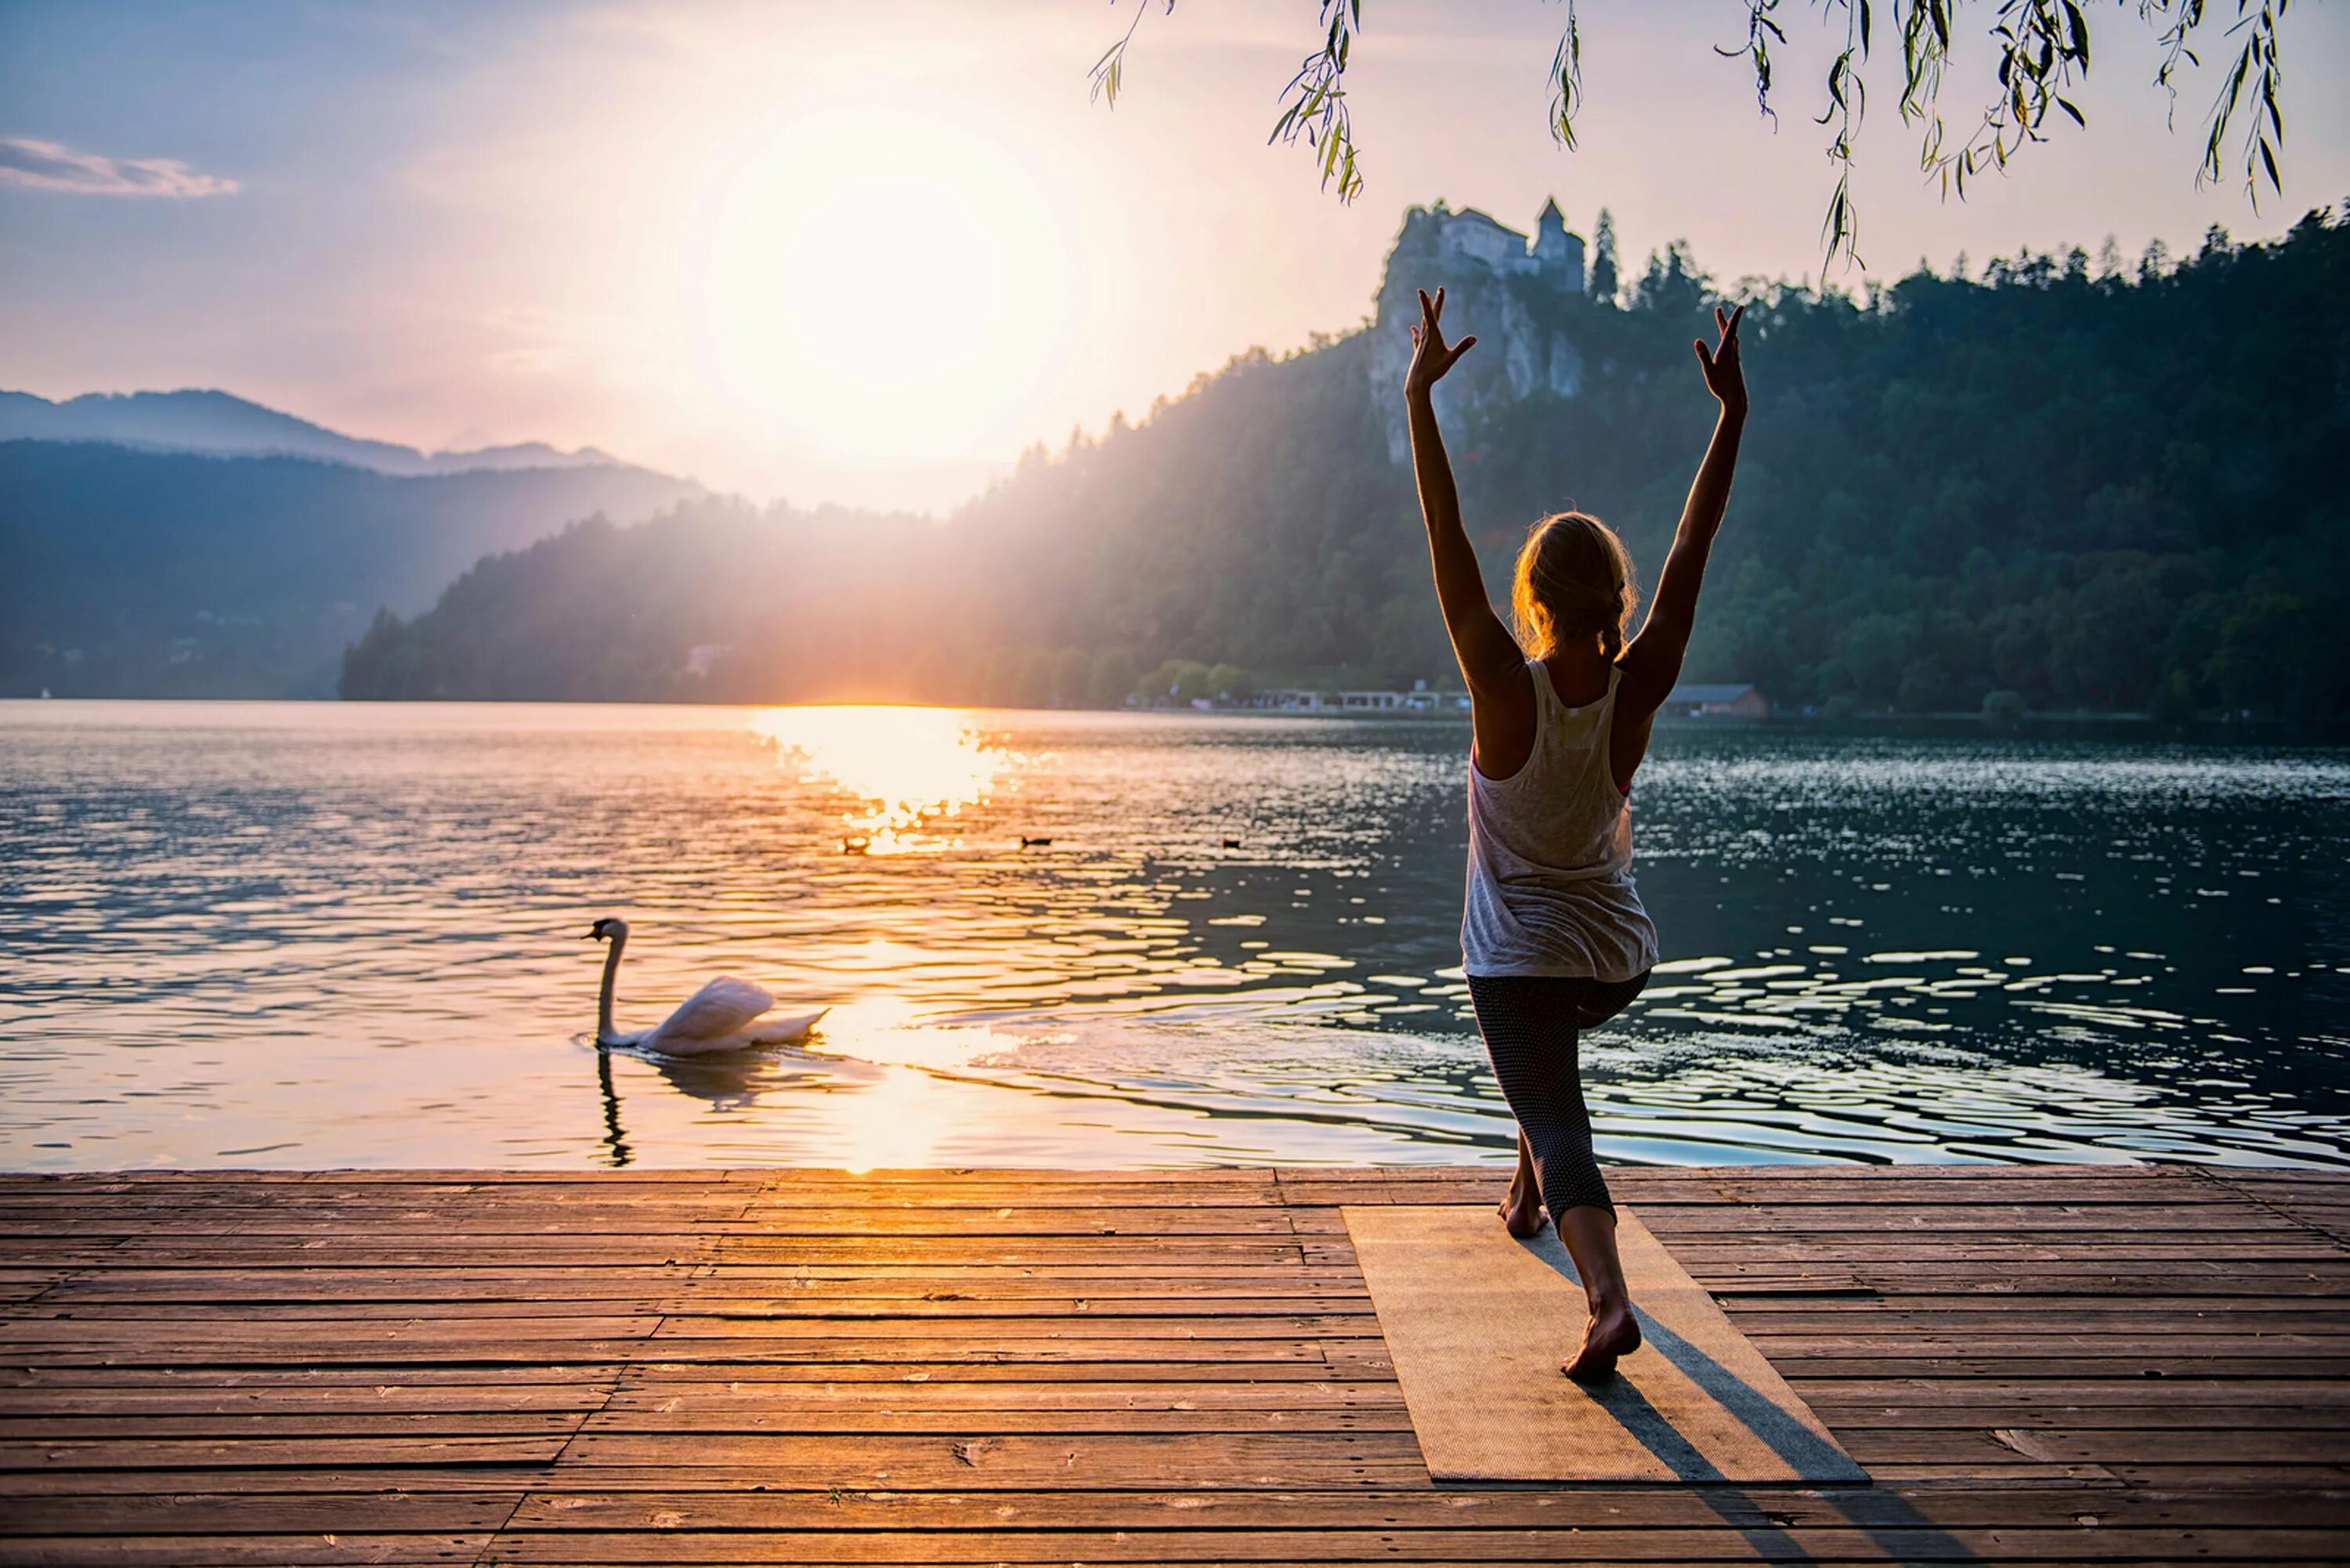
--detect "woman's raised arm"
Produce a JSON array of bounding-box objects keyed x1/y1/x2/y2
[
  {"x1": 1620, "y1": 304, "x2": 1748, "y2": 717},
  {"x1": 1405, "y1": 287, "x2": 1522, "y2": 695}
]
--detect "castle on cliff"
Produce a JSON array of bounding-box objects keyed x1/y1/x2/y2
[
  {"x1": 1368, "y1": 200, "x2": 1590, "y2": 463},
  {"x1": 1407, "y1": 198, "x2": 1586, "y2": 292}
]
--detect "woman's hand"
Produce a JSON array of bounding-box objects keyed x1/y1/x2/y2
[
  {"x1": 1693, "y1": 303, "x2": 1747, "y2": 417},
  {"x1": 1405, "y1": 286, "x2": 1476, "y2": 399}
]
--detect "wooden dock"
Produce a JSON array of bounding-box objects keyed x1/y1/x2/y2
[{"x1": 2, "y1": 1163, "x2": 2347, "y2": 1563}]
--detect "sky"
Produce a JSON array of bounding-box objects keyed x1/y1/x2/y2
[{"x1": 5, "y1": 0, "x2": 2349, "y2": 512}]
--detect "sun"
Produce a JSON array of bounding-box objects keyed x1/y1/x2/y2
[{"x1": 674, "y1": 90, "x2": 1083, "y2": 463}]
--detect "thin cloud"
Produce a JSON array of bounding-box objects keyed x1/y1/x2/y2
[{"x1": 0, "y1": 136, "x2": 239, "y2": 197}]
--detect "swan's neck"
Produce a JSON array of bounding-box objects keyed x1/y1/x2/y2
[{"x1": 596, "y1": 931, "x2": 626, "y2": 1044}]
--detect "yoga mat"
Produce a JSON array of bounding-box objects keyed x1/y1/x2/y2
[{"x1": 1344, "y1": 1205, "x2": 1867, "y2": 1484}]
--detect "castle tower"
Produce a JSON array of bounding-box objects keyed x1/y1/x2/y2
[{"x1": 1532, "y1": 198, "x2": 1585, "y2": 293}]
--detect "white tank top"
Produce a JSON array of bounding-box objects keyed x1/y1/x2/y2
[{"x1": 1461, "y1": 662, "x2": 1659, "y2": 981}]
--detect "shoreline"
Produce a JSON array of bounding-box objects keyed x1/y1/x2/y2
[{"x1": 4, "y1": 692, "x2": 2344, "y2": 743}]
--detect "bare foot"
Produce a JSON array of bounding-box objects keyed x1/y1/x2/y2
[
  {"x1": 1563, "y1": 1299, "x2": 1640, "y2": 1381},
  {"x1": 1497, "y1": 1171, "x2": 1544, "y2": 1238}
]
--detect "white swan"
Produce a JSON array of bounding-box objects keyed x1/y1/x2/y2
[{"x1": 588, "y1": 917, "x2": 828, "y2": 1057}]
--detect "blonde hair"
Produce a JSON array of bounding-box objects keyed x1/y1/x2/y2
[{"x1": 1510, "y1": 511, "x2": 1636, "y2": 661}]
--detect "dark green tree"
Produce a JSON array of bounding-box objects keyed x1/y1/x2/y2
[{"x1": 1589, "y1": 208, "x2": 1618, "y2": 302}]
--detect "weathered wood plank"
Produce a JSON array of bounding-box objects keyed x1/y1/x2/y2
[
  {"x1": 381, "y1": 1525, "x2": 2350, "y2": 1563},
  {"x1": 13, "y1": 1295, "x2": 1377, "y2": 1321},
  {"x1": 566, "y1": 1407, "x2": 1415, "y2": 1436},
  {"x1": 642, "y1": 1312, "x2": 1376, "y2": 1339},
  {"x1": 0, "y1": 1412, "x2": 589, "y2": 1439},
  {"x1": 0, "y1": 1383, "x2": 616, "y2": 1414},
  {"x1": 0, "y1": 1468, "x2": 559, "y2": 1497},
  {"x1": 0, "y1": 1366, "x2": 616, "y2": 1389},
  {"x1": 554, "y1": 1429, "x2": 1430, "y2": 1485},
  {"x1": 498, "y1": 1483, "x2": 2350, "y2": 1530},
  {"x1": 0, "y1": 1537, "x2": 493, "y2": 1566},
  {"x1": 0, "y1": 1493, "x2": 522, "y2": 1533},
  {"x1": 590, "y1": 1382, "x2": 1406, "y2": 1411},
  {"x1": 0, "y1": 1434, "x2": 570, "y2": 1468}
]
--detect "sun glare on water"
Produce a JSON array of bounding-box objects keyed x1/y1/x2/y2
[{"x1": 749, "y1": 705, "x2": 1009, "y2": 851}]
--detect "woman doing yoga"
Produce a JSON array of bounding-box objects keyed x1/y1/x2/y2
[{"x1": 1404, "y1": 285, "x2": 1748, "y2": 1379}]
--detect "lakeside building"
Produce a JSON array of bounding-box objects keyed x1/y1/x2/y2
[
  {"x1": 1662, "y1": 682, "x2": 1770, "y2": 717},
  {"x1": 1206, "y1": 681, "x2": 1769, "y2": 717},
  {"x1": 1242, "y1": 683, "x2": 1468, "y2": 714}
]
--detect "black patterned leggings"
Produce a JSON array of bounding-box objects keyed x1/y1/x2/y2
[{"x1": 1467, "y1": 970, "x2": 1651, "y2": 1217}]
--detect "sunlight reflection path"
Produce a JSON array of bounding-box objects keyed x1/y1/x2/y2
[{"x1": 749, "y1": 706, "x2": 1010, "y2": 853}]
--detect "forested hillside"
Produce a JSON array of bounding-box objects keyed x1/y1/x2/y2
[
  {"x1": 340, "y1": 499, "x2": 971, "y2": 705},
  {"x1": 345, "y1": 208, "x2": 2350, "y2": 721}
]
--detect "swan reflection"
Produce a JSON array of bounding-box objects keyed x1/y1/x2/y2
[
  {"x1": 589, "y1": 1035, "x2": 891, "y2": 1168},
  {"x1": 748, "y1": 705, "x2": 1009, "y2": 853},
  {"x1": 588, "y1": 996, "x2": 1050, "y2": 1172}
]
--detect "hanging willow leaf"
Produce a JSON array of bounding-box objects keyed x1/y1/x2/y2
[
  {"x1": 1086, "y1": 0, "x2": 1173, "y2": 107},
  {"x1": 1085, "y1": 0, "x2": 2297, "y2": 274},
  {"x1": 1547, "y1": 3, "x2": 1584, "y2": 151}
]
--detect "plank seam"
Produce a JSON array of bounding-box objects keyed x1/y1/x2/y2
[
  {"x1": 2193, "y1": 1168, "x2": 2350, "y2": 1253},
  {"x1": 466, "y1": 1487, "x2": 534, "y2": 1568},
  {"x1": 486, "y1": 1314, "x2": 678, "y2": 1559},
  {"x1": 474, "y1": 1200, "x2": 743, "y2": 1560},
  {"x1": 9, "y1": 1264, "x2": 94, "y2": 1313}
]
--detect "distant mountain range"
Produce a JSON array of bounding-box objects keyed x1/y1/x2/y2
[
  {"x1": 2, "y1": 390, "x2": 703, "y2": 698},
  {"x1": 0, "y1": 388, "x2": 625, "y2": 477}
]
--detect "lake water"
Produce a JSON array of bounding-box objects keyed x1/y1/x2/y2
[{"x1": 3, "y1": 700, "x2": 2346, "y2": 1171}]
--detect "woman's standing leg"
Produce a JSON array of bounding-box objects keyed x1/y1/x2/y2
[
  {"x1": 1552, "y1": 969, "x2": 1653, "y2": 1375},
  {"x1": 1469, "y1": 974, "x2": 1642, "y2": 1378},
  {"x1": 1549, "y1": 1205, "x2": 1640, "y2": 1379},
  {"x1": 1499, "y1": 1129, "x2": 1542, "y2": 1237}
]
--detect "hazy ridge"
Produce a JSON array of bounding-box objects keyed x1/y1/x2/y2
[
  {"x1": 0, "y1": 388, "x2": 627, "y2": 477},
  {"x1": 2, "y1": 439, "x2": 700, "y2": 697}
]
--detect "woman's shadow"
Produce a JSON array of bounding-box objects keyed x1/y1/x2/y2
[{"x1": 1524, "y1": 1230, "x2": 1981, "y2": 1564}]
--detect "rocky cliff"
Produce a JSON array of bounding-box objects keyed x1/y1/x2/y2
[{"x1": 1368, "y1": 201, "x2": 1589, "y2": 463}]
